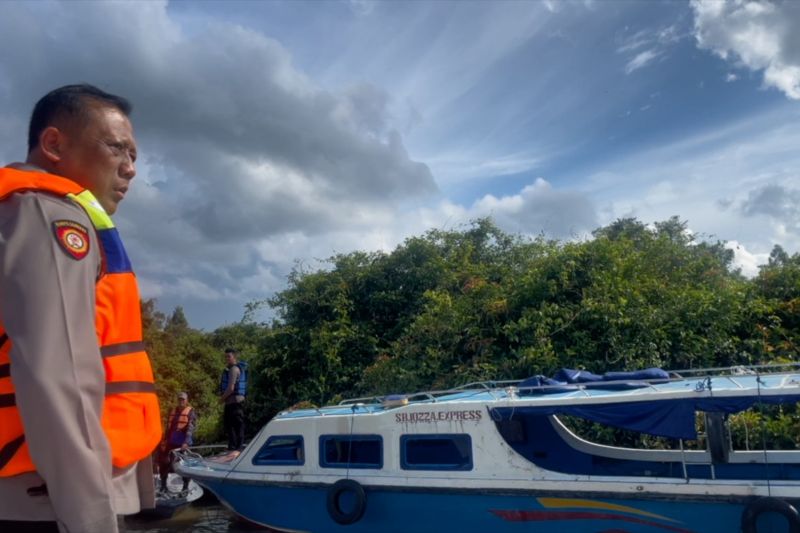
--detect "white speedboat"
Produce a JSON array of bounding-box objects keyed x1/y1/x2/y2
[{"x1": 177, "y1": 364, "x2": 800, "y2": 533}]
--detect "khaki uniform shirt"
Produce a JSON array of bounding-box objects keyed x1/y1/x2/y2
[{"x1": 0, "y1": 174, "x2": 154, "y2": 533}]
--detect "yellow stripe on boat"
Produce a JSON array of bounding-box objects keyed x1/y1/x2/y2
[{"x1": 537, "y1": 497, "x2": 680, "y2": 523}]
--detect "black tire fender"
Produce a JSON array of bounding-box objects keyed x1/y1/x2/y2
[
  {"x1": 741, "y1": 497, "x2": 800, "y2": 533},
  {"x1": 326, "y1": 479, "x2": 366, "y2": 525}
]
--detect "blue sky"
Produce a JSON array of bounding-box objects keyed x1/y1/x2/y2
[{"x1": 1, "y1": 0, "x2": 799, "y2": 329}]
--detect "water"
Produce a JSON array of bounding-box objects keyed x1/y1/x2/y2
[{"x1": 124, "y1": 501, "x2": 270, "y2": 533}]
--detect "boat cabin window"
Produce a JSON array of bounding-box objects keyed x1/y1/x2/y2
[
  {"x1": 252, "y1": 435, "x2": 305, "y2": 465},
  {"x1": 319, "y1": 435, "x2": 383, "y2": 469},
  {"x1": 400, "y1": 434, "x2": 472, "y2": 471}
]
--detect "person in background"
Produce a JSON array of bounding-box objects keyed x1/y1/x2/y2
[
  {"x1": 0, "y1": 84, "x2": 161, "y2": 532},
  {"x1": 158, "y1": 391, "x2": 196, "y2": 494},
  {"x1": 219, "y1": 348, "x2": 247, "y2": 452}
]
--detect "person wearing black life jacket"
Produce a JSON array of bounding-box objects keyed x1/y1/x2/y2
[
  {"x1": 219, "y1": 348, "x2": 247, "y2": 451},
  {"x1": 158, "y1": 391, "x2": 196, "y2": 493}
]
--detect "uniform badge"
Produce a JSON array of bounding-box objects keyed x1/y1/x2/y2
[{"x1": 52, "y1": 220, "x2": 90, "y2": 260}]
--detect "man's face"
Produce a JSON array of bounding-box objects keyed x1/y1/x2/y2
[
  {"x1": 58, "y1": 104, "x2": 137, "y2": 215},
  {"x1": 225, "y1": 352, "x2": 236, "y2": 366},
  {"x1": 178, "y1": 396, "x2": 187, "y2": 406}
]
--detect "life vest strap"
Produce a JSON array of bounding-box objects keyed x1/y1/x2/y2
[
  {"x1": 0, "y1": 380, "x2": 156, "y2": 403},
  {"x1": 105, "y1": 381, "x2": 156, "y2": 394},
  {"x1": 101, "y1": 341, "x2": 146, "y2": 358},
  {"x1": 0, "y1": 435, "x2": 25, "y2": 471},
  {"x1": 0, "y1": 364, "x2": 8, "y2": 379}
]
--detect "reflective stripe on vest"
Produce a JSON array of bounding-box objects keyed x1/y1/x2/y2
[{"x1": 0, "y1": 167, "x2": 162, "y2": 476}]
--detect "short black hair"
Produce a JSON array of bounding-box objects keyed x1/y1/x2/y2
[
  {"x1": 224, "y1": 348, "x2": 238, "y2": 355},
  {"x1": 28, "y1": 83, "x2": 132, "y2": 154}
]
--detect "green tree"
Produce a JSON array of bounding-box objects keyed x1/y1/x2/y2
[
  {"x1": 143, "y1": 301, "x2": 222, "y2": 443},
  {"x1": 141, "y1": 216, "x2": 797, "y2": 449}
]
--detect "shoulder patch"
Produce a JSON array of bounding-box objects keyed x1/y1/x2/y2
[{"x1": 52, "y1": 220, "x2": 91, "y2": 260}]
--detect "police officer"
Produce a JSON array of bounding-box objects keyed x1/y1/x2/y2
[{"x1": 0, "y1": 84, "x2": 162, "y2": 532}]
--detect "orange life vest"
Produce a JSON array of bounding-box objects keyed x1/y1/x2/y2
[
  {"x1": 168, "y1": 405, "x2": 193, "y2": 433},
  {"x1": 0, "y1": 167, "x2": 162, "y2": 477}
]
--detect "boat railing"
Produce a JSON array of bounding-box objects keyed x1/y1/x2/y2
[
  {"x1": 335, "y1": 362, "x2": 800, "y2": 409},
  {"x1": 183, "y1": 444, "x2": 230, "y2": 456},
  {"x1": 339, "y1": 384, "x2": 507, "y2": 407},
  {"x1": 668, "y1": 362, "x2": 800, "y2": 378}
]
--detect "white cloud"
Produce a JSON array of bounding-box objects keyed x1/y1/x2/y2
[
  {"x1": 625, "y1": 49, "x2": 662, "y2": 74},
  {"x1": 617, "y1": 28, "x2": 654, "y2": 54},
  {"x1": 585, "y1": 105, "x2": 800, "y2": 269},
  {"x1": 1, "y1": 0, "x2": 797, "y2": 330},
  {"x1": 423, "y1": 149, "x2": 545, "y2": 186},
  {"x1": 691, "y1": 0, "x2": 800, "y2": 99},
  {"x1": 726, "y1": 240, "x2": 770, "y2": 277},
  {"x1": 0, "y1": 0, "x2": 438, "y2": 327},
  {"x1": 617, "y1": 23, "x2": 686, "y2": 74},
  {"x1": 471, "y1": 178, "x2": 598, "y2": 239}
]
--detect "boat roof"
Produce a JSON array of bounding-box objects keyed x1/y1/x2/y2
[{"x1": 274, "y1": 364, "x2": 800, "y2": 440}]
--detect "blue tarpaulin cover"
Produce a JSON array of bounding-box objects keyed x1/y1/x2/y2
[
  {"x1": 497, "y1": 368, "x2": 800, "y2": 439},
  {"x1": 492, "y1": 395, "x2": 800, "y2": 440},
  {"x1": 518, "y1": 368, "x2": 670, "y2": 393}
]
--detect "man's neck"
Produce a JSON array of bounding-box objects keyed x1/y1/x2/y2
[{"x1": 6, "y1": 162, "x2": 46, "y2": 172}]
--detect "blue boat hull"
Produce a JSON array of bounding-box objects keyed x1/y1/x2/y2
[{"x1": 197, "y1": 479, "x2": 784, "y2": 533}]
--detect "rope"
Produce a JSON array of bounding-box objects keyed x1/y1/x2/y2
[
  {"x1": 346, "y1": 403, "x2": 358, "y2": 480},
  {"x1": 755, "y1": 370, "x2": 772, "y2": 498},
  {"x1": 171, "y1": 448, "x2": 204, "y2": 468}
]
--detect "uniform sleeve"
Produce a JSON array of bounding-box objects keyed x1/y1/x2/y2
[{"x1": 0, "y1": 192, "x2": 118, "y2": 533}]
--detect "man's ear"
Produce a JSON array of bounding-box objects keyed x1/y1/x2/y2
[{"x1": 38, "y1": 126, "x2": 65, "y2": 163}]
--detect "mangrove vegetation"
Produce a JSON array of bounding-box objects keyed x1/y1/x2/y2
[{"x1": 143, "y1": 217, "x2": 800, "y2": 447}]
